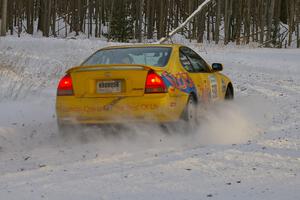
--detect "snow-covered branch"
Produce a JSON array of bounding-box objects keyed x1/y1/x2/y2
[{"x1": 159, "y1": 0, "x2": 213, "y2": 44}]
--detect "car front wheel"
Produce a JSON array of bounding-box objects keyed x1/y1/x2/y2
[{"x1": 225, "y1": 86, "x2": 234, "y2": 100}]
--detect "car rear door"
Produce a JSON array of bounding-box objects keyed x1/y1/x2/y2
[{"x1": 179, "y1": 47, "x2": 219, "y2": 102}]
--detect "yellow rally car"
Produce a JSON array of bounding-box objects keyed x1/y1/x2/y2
[{"x1": 56, "y1": 44, "x2": 233, "y2": 131}]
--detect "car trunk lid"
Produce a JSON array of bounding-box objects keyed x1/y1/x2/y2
[{"x1": 68, "y1": 64, "x2": 154, "y2": 98}]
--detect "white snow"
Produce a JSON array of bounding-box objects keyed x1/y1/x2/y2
[{"x1": 0, "y1": 36, "x2": 300, "y2": 200}]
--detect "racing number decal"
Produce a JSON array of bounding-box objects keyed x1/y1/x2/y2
[{"x1": 209, "y1": 75, "x2": 218, "y2": 99}]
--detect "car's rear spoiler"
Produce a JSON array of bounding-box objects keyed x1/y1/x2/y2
[{"x1": 67, "y1": 64, "x2": 151, "y2": 74}]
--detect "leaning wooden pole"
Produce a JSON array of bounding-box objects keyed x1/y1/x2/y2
[
  {"x1": 0, "y1": 0, "x2": 8, "y2": 36},
  {"x1": 158, "y1": 0, "x2": 212, "y2": 44}
]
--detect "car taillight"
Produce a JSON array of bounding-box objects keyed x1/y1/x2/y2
[
  {"x1": 145, "y1": 70, "x2": 167, "y2": 93},
  {"x1": 57, "y1": 74, "x2": 74, "y2": 96}
]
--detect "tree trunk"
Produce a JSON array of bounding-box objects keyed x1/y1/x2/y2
[
  {"x1": 260, "y1": 0, "x2": 266, "y2": 44},
  {"x1": 146, "y1": 0, "x2": 153, "y2": 39},
  {"x1": 273, "y1": 0, "x2": 282, "y2": 46},
  {"x1": 224, "y1": 0, "x2": 232, "y2": 44},
  {"x1": 17, "y1": 0, "x2": 23, "y2": 37},
  {"x1": 158, "y1": 0, "x2": 165, "y2": 39},
  {"x1": 197, "y1": 11, "x2": 206, "y2": 43},
  {"x1": 214, "y1": 0, "x2": 221, "y2": 44},
  {"x1": 244, "y1": 0, "x2": 251, "y2": 44},
  {"x1": 95, "y1": 0, "x2": 99, "y2": 37},
  {"x1": 1, "y1": 0, "x2": 8, "y2": 36},
  {"x1": 138, "y1": 0, "x2": 144, "y2": 42},
  {"x1": 7, "y1": 0, "x2": 13, "y2": 35},
  {"x1": 297, "y1": 0, "x2": 300, "y2": 48},
  {"x1": 88, "y1": 0, "x2": 93, "y2": 37},
  {"x1": 52, "y1": 0, "x2": 57, "y2": 37},
  {"x1": 206, "y1": 5, "x2": 210, "y2": 42},
  {"x1": 235, "y1": 0, "x2": 243, "y2": 45},
  {"x1": 26, "y1": 0, "x2": 34, "y2": 34},
  {"x1": 297, "y1": 23, "x2": 300, "y2": 48},
  {"x1": 188, "y1": 0, "x2": 193, "y2": 41},
  {"x1": 266, "y1": 0, "x2": 276, "y2": 47},
  {"x1": 107, "y1": 0, "x2": 115, "y2": 41},
  {"x1": 43, "y1": 0, "x2": 51, "y2": 37},
  {"x1": 288, "y1": 0, "x2": 295, "y2": 46}
]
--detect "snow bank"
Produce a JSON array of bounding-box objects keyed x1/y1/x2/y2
[{"x1": 0, "y1": 36, "x2": 116, "y2": 100}]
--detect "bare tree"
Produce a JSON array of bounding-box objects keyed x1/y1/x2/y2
[
  {"x1": 214, "y1": 0, "x2": 221, "y2": 44},
  {"x1": 138, "y1": 0, "x2": 144, "y2": 42},
  {"x1": 0, "y1": 0, "x2": 8, "y2": 36},
  {"x1": 224, "y1": 0, "x2": 232, "y2": 44}
]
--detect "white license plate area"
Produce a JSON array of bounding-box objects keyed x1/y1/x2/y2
[{"x1": 97, "y1": 80, "x2": 122, "y2": 94}]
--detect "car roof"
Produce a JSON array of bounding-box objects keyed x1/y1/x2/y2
[{"x1": 100, "y1": 43, "x2": 182, "y2": 50}]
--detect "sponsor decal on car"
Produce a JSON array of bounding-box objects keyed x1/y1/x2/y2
[
  {"x1": 161, "y1": 71, "x2": 197, "y2": 95},
  {"x1": 221, "y1": 79, "x2": 226, "y2": 93},
  {"x1": 59, "y1": 104, "x2": 159, "y2": 113},
  {"x1": 209, "y1": 75, "x2": 218, "y2": 99}
]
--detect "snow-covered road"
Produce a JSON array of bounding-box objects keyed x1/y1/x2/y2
[{"x1": 0, "y1": 37, "x2": 299, "y2": 199}]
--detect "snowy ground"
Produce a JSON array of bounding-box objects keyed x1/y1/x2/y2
[{"x1": 0, "y1": 36, "x2": 300, "y2": 200}]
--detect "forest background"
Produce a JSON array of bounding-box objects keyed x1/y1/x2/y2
[{"x1": 0, "y1": 0, "x2": 300, "y2": 48}]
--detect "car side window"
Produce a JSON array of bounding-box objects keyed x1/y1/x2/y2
[
  {"x1": 179, "y1": 50, "x2": 194, "y2": 72},
  {"x1": 180, "y1": 47, "x2": 210, "y2": 73}
]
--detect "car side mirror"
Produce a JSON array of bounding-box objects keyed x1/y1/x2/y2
[{"x1": 212, "y1": 63, "x2": 223, "y2": 71}]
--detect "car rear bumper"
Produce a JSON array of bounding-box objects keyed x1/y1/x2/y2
[{"x1": 56, "y1": 93, "x2": 187, "y2": 125}]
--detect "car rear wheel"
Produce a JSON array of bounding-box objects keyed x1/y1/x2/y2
[{"x1": 182, "y1": 95, "x2": 198, "y2": 133}]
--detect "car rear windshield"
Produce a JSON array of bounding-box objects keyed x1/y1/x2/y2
[{"x1": 82, "y1": 47, "x2": 172, "y2": 67}]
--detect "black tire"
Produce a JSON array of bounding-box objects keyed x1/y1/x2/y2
[
  {"x1": 225, "y1": 86, "x2": 234, "y2": 100},
  {"x1": 182, "y1": 95, "x2": 198, "y2": 133}
]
